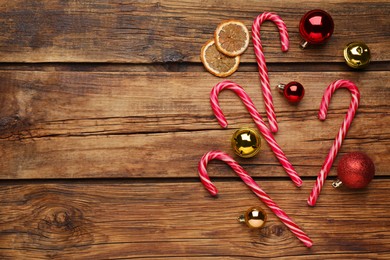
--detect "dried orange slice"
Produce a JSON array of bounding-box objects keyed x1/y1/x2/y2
[
  {"x1": 214, "y1": 20, "x2": 250, "y2": 57},
  {"x1": 200, "y1": 39, "x2": 240, "y2": 77}
]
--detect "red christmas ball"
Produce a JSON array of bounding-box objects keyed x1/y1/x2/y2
[
  {"x1": 299, "y1": 9, "x2": 334, "y2": 45},
  {"x1": 283, "y1": 82, "x2": 305, "y2": 103},
  {"x1": 337, "y1": 152, "x2": 375, "y2": 189}
]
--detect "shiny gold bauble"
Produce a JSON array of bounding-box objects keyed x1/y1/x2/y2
[
  {"x1": 238, "y1": 206, "x2": 267, "y2": 229},
  {"x1": 343, "y1": 42, "x2": 371, "y2": 69},
  {"x1": 231, "y1": 128, "x2": 261, "y2": 158}
]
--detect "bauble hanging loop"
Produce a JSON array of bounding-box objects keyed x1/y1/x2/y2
[
  {"x1": 343, "y1": 42, "x2": 371, "y2": 69},
  {"x1": 238, "y1": 206, "x2": 267, "y2": 229},
  {"x1": 277, "y1": 81, "x2": 305, "y2": 103},
  {"x1": 299, "y1": 9, "x2": 334, "y2": 48}
]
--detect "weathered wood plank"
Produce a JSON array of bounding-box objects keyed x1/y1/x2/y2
[
  {"x1": 0, "y1": 71, "x2": 388, "y2": 179},
  {"x1": 0, "y1": 62, "x2": 389, "y2": 73},
  {"x1": 0, "y1": 180, "x2": 389, "y2": 259},
  {"x1": 0, "y1": 0, "x2": 388, "y2": 63}
]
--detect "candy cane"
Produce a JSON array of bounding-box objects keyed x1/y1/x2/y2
[
  {"x1": 307, "y1": 80, "x2": 360, "y2": 206},
  {"x1": 252, "y1": 12, "x2": 289, "y2": 133},
  {"x1": 210, "y1": 80, "x2": 302, "y2": 187},
  {"x1": 198, "y1": 151, "x2": 313, "y2": 248}
]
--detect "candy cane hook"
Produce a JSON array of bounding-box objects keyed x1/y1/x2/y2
[
  {"x1": 307, "y1": 80, "x2": 360, "y2": 206},
  {"x1": 198, "y1": 151, "x2": 313, "y2": 247},
  {"x1": 210, "y1": 80, "x2": 302, "y2": 187},
  {"x1": 252, "y1": 12, "x2": 289, "y2": 133}
]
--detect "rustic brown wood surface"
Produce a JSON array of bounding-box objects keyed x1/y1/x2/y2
[
  {"x1": 0, "y1": 180, "x2": 389, "y2": 259},
  {"x1": 0, "y1": 71, "x2": 389, "y2": 179},
  {"x1": 0, "y1": 0, "x2": 389, "y2": 259},
  {"x1": 0, "y1": 0, "x2": 389, "y2": 63}
]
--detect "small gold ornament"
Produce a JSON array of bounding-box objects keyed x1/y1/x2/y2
[
  {"x1": 343, "y1": 42, "x2": 371, "y2": 69},
  {"x1": 238, "y1": 206, "x2": 267, "y2": 229},
  {"x1": 231, "y1": 128, "x2": 261, "y2": 158}
]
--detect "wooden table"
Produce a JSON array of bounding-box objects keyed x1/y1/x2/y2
[{"x1": 1, "y1": 1, "x2": 389, "y2": 259}]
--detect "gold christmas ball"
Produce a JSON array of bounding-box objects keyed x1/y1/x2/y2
[
  {"x1": 231, "y1": 128, "x2": 261, "y2": 158},
  {"x1": 238, "y1": 206, "x2": 267, "y2": 229},
  {"x1": 343, "y1": 42, "x2": 371, "y2": 69}
]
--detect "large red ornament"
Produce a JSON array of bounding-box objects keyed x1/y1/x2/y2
[
  {"x1": 299, "y1": 9, "x2": 334, "y2": 48},
  {"x1": 334, "y1": 152, "x2": 375, "y2": 189}
]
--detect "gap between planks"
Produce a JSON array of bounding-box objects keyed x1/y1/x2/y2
[
  {"x1": 0, "y1": 175, "x2": 389, "y2": 185},
  {"x1": 0, "y1": 62, "x2": 389, "y2": 73}
]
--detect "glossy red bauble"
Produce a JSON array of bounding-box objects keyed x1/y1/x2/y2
[
  {"x1": 337, "y1": 152, "x2": 375, "y2": 189},
  {"x1": 299, "y1": 9, "x2": 334, "y2": 47},
  {"x1": 280, "y1": 82, "x2": 305, "y2": 103}
]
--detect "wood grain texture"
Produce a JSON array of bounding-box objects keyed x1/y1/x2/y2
[
  {"x1": 0, "y1": 1, "x2": 389, "y2": 258},
  {"x1": 0, "y1": 0, "x2": 389, "y2": 63},
  {"x1": 0, "y1": 181, "x2": 389, "y2": 259},
  {"x1": 1, "y1": 71, "x2": 388, "y2": 179}
]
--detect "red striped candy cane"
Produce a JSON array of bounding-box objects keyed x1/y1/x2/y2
[
  {"x1": 307, "y1": 80, "x2": 360, "y2": 206},
  {"x1": 210, "y1": 80, "x2": 302, "y2": 187},
  {"x1": 198, "y1": 151, "x2": 313, "y2": 248},
  {"x1": 252, "y1": 12, "x2": 289, "y2": 133}
]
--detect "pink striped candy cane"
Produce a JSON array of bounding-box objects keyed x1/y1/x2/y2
[
  {"x1": 252, "y1": 12, "x2": 289, "y2": 133},
  {"x1": 198, "y1": 151, "x2": 313, "y2": 247},
  {"x1": 307, "y1": 80, "x2": 360, "y2": 206},
  {"x1": 211, "y1": 80, "x2": 302, "y2": 187}
]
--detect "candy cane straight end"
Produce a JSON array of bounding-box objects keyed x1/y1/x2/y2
[
  {"x1": 318, "y1": 114, "x2": 326, "y2": 121},
  {"x1": 209, "y1": 191, "x2": 218, "y2": 197},
  {"x1": 270, "y1": 123, "x2": 278, "y2": 133},
  {"x1": 305, "y1": 240, "x2": 313, "y2": 248},
  {"x1": 281, "y1": 44, "x2": 289, "y2": 52},
  {"x1": 318, "y1": 112, "x2": 327, "y2": 121},
  {"x1": 219, "y1": 121, "x2": 228, "y2": 129},
  {"x1": 307, "y1": 199, "x2": 316, "y2": 207}
]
